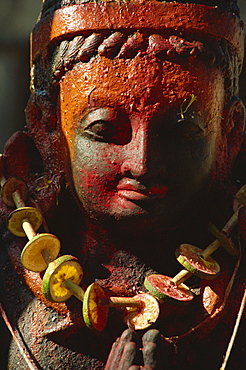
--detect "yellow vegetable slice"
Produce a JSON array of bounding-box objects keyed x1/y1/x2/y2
[
  {"x1": 144, "y1": 274, "x2": 194, "y2": 305},
  {"x1": 123, "y1": 293, "x2": 159, "y2": 331},
  {"x1": 8, "y1": 207, "x2": 43, "y2": 237},
  {"x1": 176, "y1": 243, "x2": 220, "y2": 280},
  {"x1": 1, "y1": 177, "x2": 27, "y2": 207},
  {"x1": 83, "y1": 282, "x2": 109, "y2": 332},
  {"x1": 42, "y1": 255, "x2": 83, "y2": 302},
  {"x1": 21, "y1": 233, "x2": 60, "y2": 272}
]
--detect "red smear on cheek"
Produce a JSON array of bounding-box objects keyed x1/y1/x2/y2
[
  {"x1": 77, "y1": 165, "x2": 117, "y2": 202},
  {"x1": 79, "y1": 169, "x2": 98, "y2": 188}
]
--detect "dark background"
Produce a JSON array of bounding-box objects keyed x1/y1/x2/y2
[{"x1": 0, "y1": 0, "x2": 245, "y2": 151}]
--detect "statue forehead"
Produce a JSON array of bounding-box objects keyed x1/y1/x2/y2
[
  {"x1": 59, "y1": 55, "x2": 224, "y2": 130},
  {"x1": 60, "y1": 55, "x2": 219, "y2": 101},
  {"x1": 59, "y1": 55, "x2": 224, "y2": 161}
]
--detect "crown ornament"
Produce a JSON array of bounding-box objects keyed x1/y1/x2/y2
[{"x1": 32, "y1": 0, "x2": 244, "y2": 66}]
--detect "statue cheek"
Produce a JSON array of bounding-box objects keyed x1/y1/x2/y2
[{"x1": 72, "y1": 143, "x2": 121, "y2": 199}]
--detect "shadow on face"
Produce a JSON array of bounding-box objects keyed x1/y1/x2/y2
[{"x1": 58, "y1": 51, "x2": 226, "y2": 233}]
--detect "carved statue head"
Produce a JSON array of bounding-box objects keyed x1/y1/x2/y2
[{"x1": 24, "y1": 0, "x2": 245, "y2": 232}]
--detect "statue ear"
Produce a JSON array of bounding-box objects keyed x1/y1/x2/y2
[
  {"x1": 25, "y1": 93, "x2": 66, "y2": 216},
  {"x1": 25, "y1": 92, "x2": 62, "y2": 165},
  {"x1": 26, "y1": 92, "x2": 58, "y2": 133},
  {"x1": 222, "y1": 96, "x2": 245, "y2": 165}
]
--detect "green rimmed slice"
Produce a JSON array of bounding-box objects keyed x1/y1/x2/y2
[
  {"x1": 42, "y1": 255, "x2": 83, "y2": 302},
  {"x1": 8, "y1": 206, "x2": 43, "y2": 237},
  {"x1": 144, "y1": 274, "x2": 194, "y2": 305},
  {"x1": 123, "y1": 293, "x2": 159, "y2": 331},
  {"x1": 21, "y1": 233, "x2": 60, "y2": 272},
  {"x1": 207, "y1": 221, "x2": 239, "y2": 256},
  {"x1": 83, "y1": 282, "x2": 109, "y2": 332},
  {"x1": 1, "y1": 177, "x2": 27, "y2": 207},
  {"x1": 176, "y1": 243, "x2": 220, "y2": 280}
]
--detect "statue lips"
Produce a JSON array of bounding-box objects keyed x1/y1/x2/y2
[{"x1": 117, "y1": 179, "x2": 169, "y2": 202}]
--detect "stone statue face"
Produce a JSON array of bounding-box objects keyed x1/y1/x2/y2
[{"x1": 59, "y1": 52, "x2": 225, "y2": 231}]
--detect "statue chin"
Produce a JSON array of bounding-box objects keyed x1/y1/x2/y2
[{"x1": 79, "y1": 192, "x2": 204, "y2": 239}]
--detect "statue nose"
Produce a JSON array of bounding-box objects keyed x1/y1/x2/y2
[{"x1": 120, "y1": 129, "x2": 151, "y2": 180}]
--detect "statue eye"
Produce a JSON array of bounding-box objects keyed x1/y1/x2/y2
[
  {"x1": 81, "y1": 108, "x2": 132, "y2": 145},
  {"x1": 83, "y1": 120, "x2": 115, "y2": 142},
  {"x1": 177, "y1": 119, "x2": 206, "y2": 140},
  {"x1": 152, "y1": 111, "x2": 205, "y2": 142}
]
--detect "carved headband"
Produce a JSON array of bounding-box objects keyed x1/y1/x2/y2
[{"x1": 31, "y1": 2, "x2": 244, "y2": 65}]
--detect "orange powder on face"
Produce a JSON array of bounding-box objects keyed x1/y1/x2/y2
[{"x1": 59, "y1": 54, "x2": 224, "y2": 161}]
